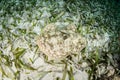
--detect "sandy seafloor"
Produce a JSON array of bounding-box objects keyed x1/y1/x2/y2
[{"x1": 0, "y1": 0, "x2": 120, "y2": 80}]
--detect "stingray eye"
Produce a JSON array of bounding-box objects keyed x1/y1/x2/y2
[{"x1": 63, "y1": 35, "x2": 68, "y2": 40}]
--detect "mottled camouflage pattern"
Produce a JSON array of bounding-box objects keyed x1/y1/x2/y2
[{"x1": 37, "y1": 23, "x2": 86, "y2": 60}]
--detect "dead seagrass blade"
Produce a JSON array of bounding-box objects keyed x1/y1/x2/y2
[{"x1": 36, "y1": 23, "x2": 86, "y2": 61}]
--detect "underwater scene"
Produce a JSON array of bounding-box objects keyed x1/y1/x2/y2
[{"x1": 0, "y1": 0, "x2": 120, "y2": 80}]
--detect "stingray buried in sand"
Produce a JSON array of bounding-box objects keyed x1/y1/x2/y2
[{"x1": 36, "y1": 23, "x2": 86, "y2": 61}]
